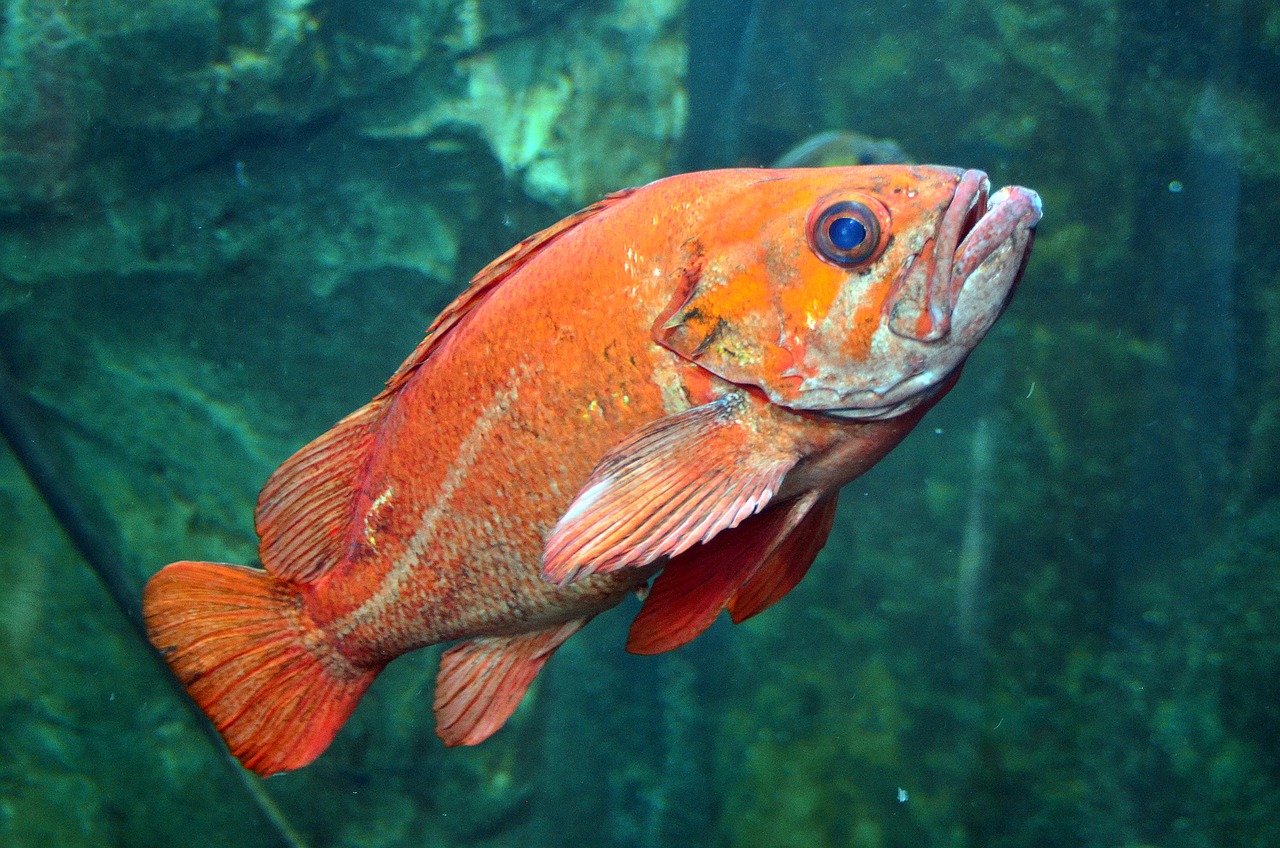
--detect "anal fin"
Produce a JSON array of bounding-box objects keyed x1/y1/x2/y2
[{"x1": 433, "y1": 619, "x2": 585, "y2": 746}]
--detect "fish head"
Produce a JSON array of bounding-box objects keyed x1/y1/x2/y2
[{"x1": 655, "y1": 165, "x2": 1042, "y2": 419}]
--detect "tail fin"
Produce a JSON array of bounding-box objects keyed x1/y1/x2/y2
[{"x1": 143, "y1": 561, "x2": 378, "y2": 777}]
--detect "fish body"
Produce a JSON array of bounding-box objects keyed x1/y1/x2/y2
[{"x1": 143, "y1": 166, "x2": 1041, "y2": 776}]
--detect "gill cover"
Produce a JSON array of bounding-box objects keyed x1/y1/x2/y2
[{"x1": 653, "y1": 184, "x2": 894, "y2": 398}]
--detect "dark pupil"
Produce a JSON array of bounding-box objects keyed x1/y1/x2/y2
[{"x1": 828, "y1": 216, "x2": 867, "y2": 250}]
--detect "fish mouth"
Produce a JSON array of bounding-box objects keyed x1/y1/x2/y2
[
  {"x1": 890, "y1": 168, "x2": 1043, "y2": 343},
  {"x1": 924, "y1": 168, "x2": 993, "y2": 340},
  {"x1": 948, "y1": 179, "x2": 1043, "y2": 315}
]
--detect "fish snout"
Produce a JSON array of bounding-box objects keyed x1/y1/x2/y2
[
  {"x1": 889, "y1": 172, "x2": 1040, "y2": 346},
  {"x1": 945, "y1": 182, "x2": 1042, "y2": 347}
]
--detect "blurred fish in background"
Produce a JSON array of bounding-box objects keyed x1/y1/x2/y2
[{"x1": 771, "y1": 130, "x2": 911, "y2": 168}]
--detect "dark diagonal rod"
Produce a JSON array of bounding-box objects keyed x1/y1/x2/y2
[{"x1": 0, "y1": 350, "x2": 309, "y2": 848}]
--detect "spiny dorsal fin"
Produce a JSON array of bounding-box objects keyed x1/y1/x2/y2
[
  {"x1": 254, "y1": 188, "x2": 639, "y2": 584},
  {"x1": 380, "y1": 187, "x2": 641, "y2": 398}
]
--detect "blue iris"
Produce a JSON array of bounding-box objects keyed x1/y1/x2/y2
[
  {"x1": 828, "y1": 216, "x2": 867, "y2": 250},
  {"x1": 809, "y1": 199, "x2": 880, "y2": 267}
]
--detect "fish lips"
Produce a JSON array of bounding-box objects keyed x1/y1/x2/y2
[
  {"x1": 821, "y1": 176, "x2": 1043, "y2": 421},
  {"x1": 947, "y1": 182, "x2": 1042, "y2": 347}
]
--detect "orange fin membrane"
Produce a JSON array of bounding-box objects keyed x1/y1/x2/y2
[
  {"x1": 542, "y1": 394, "x2": 798, "y2": 586},
  {"x1": 433, "y1": 619, "x2": 585, "y2": 746},
  {"x1": 728, "y1": 493, "x2": 839, "y2": 623},
  {"x1": 255, "y1": 400, "x2": 385, "y2": 583},
  {"x1": 626, "y1": 493, "x2": 823, "y2": 655},
  {"x1": 143, "y1": 561, "x2": 377, "y2": 777}
]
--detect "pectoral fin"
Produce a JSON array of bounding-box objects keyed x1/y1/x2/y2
[
  {"x1": 625, "y1": 492, "x2": 823, "y2": 655},
  {"x1": 541, "y1": 394, "x2": 800, "y2": 587}
]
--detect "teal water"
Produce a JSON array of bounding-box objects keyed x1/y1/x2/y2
[{"x1": 1, "y1": 1, "x2": 1277, "y2": 846}]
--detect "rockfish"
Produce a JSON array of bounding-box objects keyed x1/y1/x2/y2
[{"x1": 143, "y1": 166, "x2": 1041, "y2": 776}]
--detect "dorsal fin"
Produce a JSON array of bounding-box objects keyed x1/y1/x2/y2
[
  {"x1": 255, "y1": 400, "x2": 383, "y2": 582},
  {"x1": 254, "y1": 188, "x2": 638, "y2": 584},
  {"x1": 380, "y1": 187, "x2": 641, "y2": 398}
]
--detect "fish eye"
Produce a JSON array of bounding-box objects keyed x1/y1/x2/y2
[{"x1": 808, "y1": 200, "x2": 883, "y2": 268}]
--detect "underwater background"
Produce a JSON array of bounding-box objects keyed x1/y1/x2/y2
[{"x1": 1, "y1": 0, "x2": 1278, "y2": 845}]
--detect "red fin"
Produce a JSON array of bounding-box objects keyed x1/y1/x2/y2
[
  {"x1": 433, "y1": 619, "x2": 585, "y2": 746},
  {"x1": 255, "y1": 401, "x2": 384, "y2": 582},
  {"x1": 728, "y1": 493, "x2": 839, "y2": 623},
  {"x1": 380, "y1": 187, "x2": 641, "y2": 397},
  {"x1": 143, "y1": 561, "x2": 377, "y2": 777},
  {"x1": 542, "y1": 394, "x2": 799, "y2": 586},
  {"x1": 254, "y1": 188, "x2": 642, "y2": 584},
  {"x1": 626, "y1": 493, "x2": 820, "y2": 655}
]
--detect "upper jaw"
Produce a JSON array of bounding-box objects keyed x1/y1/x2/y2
[
  {"x1": 886, "y1": 169, "x2": 991, "y2": 343},
  {"x1": 888, "y1": 169, "x2": 1042, "y2": 344},
  {"x1": 952, "y1": 184, "x2": 1043, "y2": 297},
  {"x1": 944, "y1": 182, "x2": 1042, "y2": 345}
]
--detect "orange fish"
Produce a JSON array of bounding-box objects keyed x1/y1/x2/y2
[{"x1": 143, "y1": 166, "x2": 1041, "y2": 777}]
